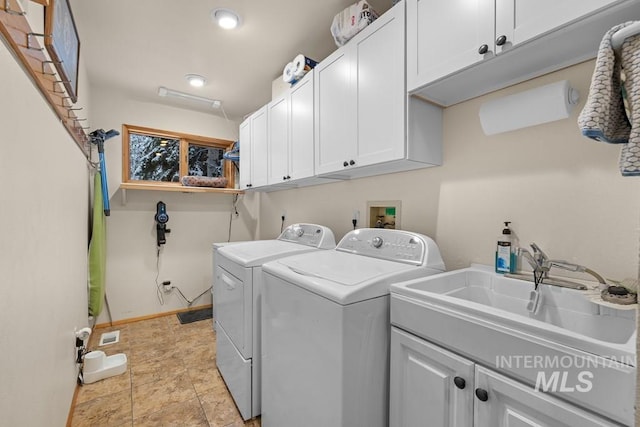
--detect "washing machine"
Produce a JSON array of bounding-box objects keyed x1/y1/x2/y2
[
  {"x1": 213, "y1": 223, "x2": 336, "y2": 420},
  {"x1": 261, "y1": 228, "x2": 445, "y2": 427}
]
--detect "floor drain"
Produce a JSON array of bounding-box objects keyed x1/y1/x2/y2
[{"x1": 99, "y1": 330, "x2": 120, "y2": 346}]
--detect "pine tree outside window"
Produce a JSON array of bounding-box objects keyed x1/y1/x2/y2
[{"x1": 122, "y1": 124, "x2": 236, "y2": 189}]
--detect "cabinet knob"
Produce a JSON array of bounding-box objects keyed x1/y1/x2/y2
[
  {"x1": 478, "y1": 44, "x2": 489, "y2": 55},
  {"x1": 453, "y1": 377, "x2": 466, "y2": 390},
  {"x1": 343, "y1": 161, "x2": 349, "y2": 167},
  {"x1": 246, "y1": 184, "x2": 252, "y2": 188},
  {"x1": 475, "y1": 388, "x2": 489, "y2": 402},
  {"x1": 283, "y1": 176, "x2": 287, "y2": 181},
  {"x1": 286, "y1": 175, "x2": 291, "y2": 180},
  {"x1": 349, "y1": 160, "x2": 355, "y2": 166},
  {"x1": 496, "y1": 35, "x2": 507, "y2": 46}
]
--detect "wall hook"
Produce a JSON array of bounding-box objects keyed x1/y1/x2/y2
[{"x1": 4, "y1": 0, "x2": 26, "y2": 16}]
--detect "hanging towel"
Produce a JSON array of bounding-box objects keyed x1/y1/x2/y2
[
  {"x1": 578, "y1": 22, "x2": 640, "y2": 176},
  {"x1": 88, "y1": 172, "x2": 107, "y2": 317}
]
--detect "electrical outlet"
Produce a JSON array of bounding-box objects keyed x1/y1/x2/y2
[{"x1": 162, "y1": 280, "x2": 172, "y2": 292}]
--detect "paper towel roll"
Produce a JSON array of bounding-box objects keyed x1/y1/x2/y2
[
  {"x1": 282, "y1": 62, "x2": 298, "y2": 84},
  {"x1": 479, "y1": 80, "x2": 580, "y2": 135},
  {"x1": 292, "y1": 54, "x2": 318, "y2": 79}
]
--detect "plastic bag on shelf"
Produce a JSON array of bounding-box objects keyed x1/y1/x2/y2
[{"x1": 330, "y1": 0, "x2": 379, "y2": 47}]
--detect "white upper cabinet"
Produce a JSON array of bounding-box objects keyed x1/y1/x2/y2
[
  {"x1": 250, "y1": 106, "x2": 269, "y2": 188},
  {"x1": 267, "y1": 71, "x2": 317, "y2": 187},
  {"x1": 355, "y1": 5, "x2": 406, "y2": 168},
  {"x1": 314, "y1": 47, "x2": 357, "y2": 175},
  {"x1": 316, "y1": 2, "x2": 442, "y2": 178},
  {"x1": 497, "y1": 0, "x2": 624, "y2": 49},
  {"x1": 267, "y1": 95, "x2": 289, "y2": 185},
  {"x1": 239, "y1": 106, "x2": 268, "y2": 190},
  {"x1": 409, "y1": 0, "x2": 640, "y2": 105},
  {"x1": 288, "y1": 74, "x2": 316, "y2": 181},
  {"x1": 238, "y1": 118, "x2": 251, "y2": 190},
  {"x1": 406, "y1": 0, "x2": 495, "y2": 92}
]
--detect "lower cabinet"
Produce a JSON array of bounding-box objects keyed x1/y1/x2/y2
[{"x1": 390, "y1": 327, "x2": 621, "y2": 427}]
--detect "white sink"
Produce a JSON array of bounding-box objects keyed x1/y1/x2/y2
[
  {"x1": 403, "y1": 267, "x2": 635, "y2": 347},
  {"x1": 390, "y1": 266, "x2": 637, "y2": 426}
]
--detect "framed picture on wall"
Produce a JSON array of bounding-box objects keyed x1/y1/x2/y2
[{"x1": 45, "y1": 0, "x2": 80, "y2": 103}]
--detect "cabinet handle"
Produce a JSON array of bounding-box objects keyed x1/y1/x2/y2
[
  {"x1": 478, "y1": 44, "x2": 489, "y2": 55},
  {"x1": 343, "y1": 161, "x2": 349, "y2": 167},
  {"x1": 496, "y1": 35, "x2": 507, "y2": 46},
  {"x1": 349, "y1": 160, "x2": 355, "y2": 166},
  {"x1": 475, "y1": 388, "x2": 489, "y2": 402},
  {"x1": 453, "y1": 376, "x2": 466, "y2": 390}
]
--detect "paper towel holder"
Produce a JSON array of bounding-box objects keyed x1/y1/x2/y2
[{"x1": 479, "y1": 80, "x2": 580, "y2": 136}]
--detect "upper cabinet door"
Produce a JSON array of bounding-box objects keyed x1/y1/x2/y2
[
  {"x1": 496, "y1": 0, "x2": 623, "y2": 50},
  {"x1": 355, "y1": 3, "x2": 406, "y2": 167},
  {"x1": 314, "y1": 47, "x2": 357, "y2": 175},
  {"x1": 289, "y1": 73, "x2": 315, "y2": 181},
  {"x1": 239, "y1": 119, "x2": 251, "y2": 189},
  {"x1": 406, "y1": 0, "x2": 495, "y2": 92},
  {"x1": 267, "y1": 95, "x2": 289, "y2": 185},
  {"x1": 250, "y1": 106, "x2": 269, "y2": 188}
]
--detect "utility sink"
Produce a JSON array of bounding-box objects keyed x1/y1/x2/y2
[{"x1": 390, "y1": 266, "x2": 637, "y2": 426}]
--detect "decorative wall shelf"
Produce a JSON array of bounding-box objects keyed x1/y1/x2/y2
[{"x1": 0, "y1": 0, "x2": 89, "y2": 154}]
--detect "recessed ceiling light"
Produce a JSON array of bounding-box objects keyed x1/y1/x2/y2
[
  {"x1": 211, "y1": 8, "x2": 241, "y2": 30},
  {"x1": 185, "y1": 74, "x2": 206, "y2": 88}
]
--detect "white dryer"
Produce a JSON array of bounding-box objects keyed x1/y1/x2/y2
[
  {"x1": 261, "y1": 228, "x2": 445, "y2": 427},
  {"x1": 213, "y1": 224, "x2": 336, "y2": 420}
]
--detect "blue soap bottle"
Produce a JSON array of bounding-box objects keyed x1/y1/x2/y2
[{"x1": 495, "y1": 221, "x2": 517, "y2": 273}]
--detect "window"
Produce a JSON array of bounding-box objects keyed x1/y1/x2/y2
[{"x1": 122, "y1": 124, "x2": 236, "y2": 190}]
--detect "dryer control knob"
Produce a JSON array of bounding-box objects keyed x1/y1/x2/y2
[
  {"x1": 372, "y1": 237, "x2": 384, "y2": 248},
  {"x1": 296, "y1": 228, "x2": 305, "y2": 237}
]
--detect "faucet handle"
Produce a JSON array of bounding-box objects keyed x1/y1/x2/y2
[{"x1": 530, "y1": 243, "x2": 549, "y2": 263}]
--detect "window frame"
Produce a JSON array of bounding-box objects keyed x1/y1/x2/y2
[{"x1": 122, "y1": 124, "x2": 236, "y2": 191}]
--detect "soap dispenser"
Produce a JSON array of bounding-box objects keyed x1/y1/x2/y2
[{"x1": 495, "y1": 221, "x2": 517, "y2": 273}]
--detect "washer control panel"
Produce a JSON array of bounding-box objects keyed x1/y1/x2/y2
[
  {"x1": 337, "y1": 229, "x2": 427, "y2": 265},
  {"x1": 278, "y1": 223, "x2": 336, "y2": 249}
]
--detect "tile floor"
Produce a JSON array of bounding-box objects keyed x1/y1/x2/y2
[{"x1": 70, "y1": 313, "x2": 261, "y2": 427}]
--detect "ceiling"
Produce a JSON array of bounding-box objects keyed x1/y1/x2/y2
[{"x1": 70, "y1": 0, "x2": 390, "y2": 122}]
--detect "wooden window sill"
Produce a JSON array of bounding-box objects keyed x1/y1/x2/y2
[{"x1": 120, "y1": 182, "x2": 244, "y2": 194}]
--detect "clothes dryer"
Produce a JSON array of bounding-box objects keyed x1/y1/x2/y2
[
  {"x1": 261, "y1": 228, "x2": 445, "y2": 427},
  {"x1": 213, "y1": 223, "x2": 336, "y2": 420}
]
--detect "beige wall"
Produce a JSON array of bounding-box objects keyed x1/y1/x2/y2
[
  {"x1": 0, "y1": 40, "x2": 90, "y2": 425},
  {"x1": 260, "y1": 60, "x2": 640, "y2": 281},
  {"x1": 89, "y1": 86, "x2": 258, "y2": 323}
]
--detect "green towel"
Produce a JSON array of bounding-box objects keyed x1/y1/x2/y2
[{"x1": 88, "y1": 172, "x2": 107, "y2": 317}]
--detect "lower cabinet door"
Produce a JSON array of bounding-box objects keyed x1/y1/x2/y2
[
  {"x1": 390, "y1": 327, "x2": 474, "y2": 427},
  {"x1": 474, "y1": 366, "x2": 620, "y2": 427}
]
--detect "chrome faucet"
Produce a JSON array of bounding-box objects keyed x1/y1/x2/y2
[
  {"x1": 518, "y1": 244, "x2": 548, "y2": 273},
  {"x1": 514, "y1": 243, "x2": 606, "y2": 290}
]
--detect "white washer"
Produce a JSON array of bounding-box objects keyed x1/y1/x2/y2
[
  {"x1": 213, "y1": 224, "x2": 336, "y2": 420},
  {"x1": 261, "y1": 228, "x2": 445, "y2": 427}
]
